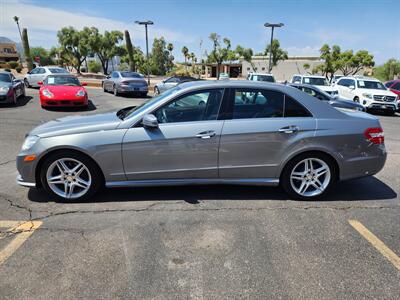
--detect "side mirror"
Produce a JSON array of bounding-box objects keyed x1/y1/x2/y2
[
  {"x1": 37, "y1": 81, "x2": 43, "y2": 85},
  {"x1": 81, "y1": 82, "x2": 87, "y2": 86},
  {"x1": 349, "y1": 85, "x2": 355, "y2": 90},
  {"x1": 142, "y1": 114, "x2": 158, "y2": 128}
]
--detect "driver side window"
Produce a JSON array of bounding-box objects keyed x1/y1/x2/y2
[{"x1": 154, "y1": 89, "x2": 224, "y2": 124}]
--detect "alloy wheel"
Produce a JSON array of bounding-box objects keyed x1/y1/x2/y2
[
  {"x1": 290, "y1": 158, "x2": 331, "y2": 197},
  {"x1": 46, "y1": 158, "x2": 92, "y2": 199}
]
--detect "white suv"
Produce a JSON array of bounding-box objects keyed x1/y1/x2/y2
[
  {"x1": 247, "y1": 73, "x2": 276, "y2": 83},
  {"x1": 24, "y1": 66, "x2": 69, "y2": 88},
  {"x1": 291, "y1": 75, "x2": 338, "y2": 97},
  {"x1": 334, "y1": 76, "x2": 398, "y2": 115}
]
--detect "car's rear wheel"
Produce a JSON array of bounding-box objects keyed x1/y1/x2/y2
[
  {"x1": 24, "y1": 79, "x2": 30, "y2": 88},
  {"x1": 281, "y1": 153, "x2": 336, "y2": 200},
  {"x1": 40, "y1": 151, "x2": 104, "y2": 201},
  {"x1": 353, "y1": 96, "x2": 359, "y2": 103},
  {"x1": 154, "y1": 86, "x2": 160, "y2": 94},
  {"x1": 11, "y1": 91, "x2": 17, "y2": 105}
]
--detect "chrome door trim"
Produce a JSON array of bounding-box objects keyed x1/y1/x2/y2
[{"x1": 106, "y1": 178, "x2": 279, "y2": 187}]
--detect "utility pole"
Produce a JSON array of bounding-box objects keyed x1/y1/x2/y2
[
  {"x1": 135, "y1": 20, "x2": 154, "y2": 85},
  {"x1": 264, "y1": 22, "x2": 284, "y2": 73}
]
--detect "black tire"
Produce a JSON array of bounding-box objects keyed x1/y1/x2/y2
[
  {"x1": 103, "y1": 82, "x2": 107, "y2": 92},
  {"x1": 21, "y1": 86, "x2": 26, "y2": 97},
  {"x1": 154, "y1": 87, "x2": 160, "y2": 94},
  {"x1": 280, "y1": 152, "x2": 337, "y2": 200},
  {"x1": 40, "y1": 151, "x2": 104, "y2": 202},
  {"x1": 353, "y1": 97, "x2": 359, "y2": 103},
  {"x1": 12, "y1": 92, "x2": 17, "y2": 105},
  {"x1": 24, "y1": 79, "x2": 30, "y2": 88}
]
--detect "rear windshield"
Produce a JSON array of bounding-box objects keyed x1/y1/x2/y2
[
  {"x1": 254, "y1": 75, "x2": 275, "y2": 82},
  {"x1": 357, "y1": 80, "x2": 386, "y2": 90},
  {"x1": 0, "y1": 73, "x2": 11, "y2": 82},
  {"x1": 45, "y1": 76, "x2": 81, "y2": 86},
  {"x1": 302, "y1": 77, "x2": 328, "y2": 86},
  {"x1": 48, "y1": 68, "x2": 69, "y2": 74},
  {"x1": 120, "y1": 72, "x2": 143, "y2": 78}
]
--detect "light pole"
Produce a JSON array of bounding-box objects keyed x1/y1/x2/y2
[
  {"x1": 264, "y1": 22, "x2": 284, "y2": 73},
  {"x1": 135, "y1": 20, "x2": 153, "y2": 85}
]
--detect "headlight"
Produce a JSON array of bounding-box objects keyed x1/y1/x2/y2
[
  {"x1": 76, "y1": 90, "x2": 86, "y2": 97},
  {"x1": 42, "y1": 89, "x2": 54, "y2": 98},
  {"x1": 362, "y1": 93, "x2": 373, "y2": 99},
  {"x1": 21, "y1": 135, "x2": 40, "y2": 151},
  {"x1": 0, "y1": 86, "x2": 10, "y2": 93}
]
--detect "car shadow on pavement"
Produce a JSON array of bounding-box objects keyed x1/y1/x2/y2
[
  {"x1": 43, "y1": 100, "x2": 96, "y2": 112},
  {"x1": 27, "y1": 176, "x2": 396, "y2": 204},
  {"x1": 0, "y1": 96, "x2": 33, "y2": 108}
]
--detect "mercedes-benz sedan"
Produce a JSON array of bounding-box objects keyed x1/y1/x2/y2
[{"x1": 16, "y1": 81, "x2": 386, "y2": 201}]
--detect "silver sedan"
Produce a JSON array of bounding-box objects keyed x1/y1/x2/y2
[
  {"x1": 102, "y1": 71, "x2": 148, "y2": 97},
  {"x1": 16, "y1": 81, "x2": 386, "y2": 201}
]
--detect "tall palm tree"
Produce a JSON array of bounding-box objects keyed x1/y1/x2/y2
[
  {"x1": 13, "y1": 16, "x2": 22, "y2": 40},
  {"x1": 181, "y1": 46, "x2": 189, "y2": 72}
]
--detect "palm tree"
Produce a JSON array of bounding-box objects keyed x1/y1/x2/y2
[
  {"x1": 13, "y1": 16, "x2": 22, "y2": 40},
  {"x1": 181, "y1": 46, "x2": 189, "y2": 72}
]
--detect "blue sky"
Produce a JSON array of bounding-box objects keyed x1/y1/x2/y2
[{"x1": 1, "y1": 0, "x2": 399, "y2": 64}]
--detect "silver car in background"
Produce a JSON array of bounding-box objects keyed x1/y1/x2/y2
[
  {"x1": 102, "y1": 71, "x2": 148, "y2": 97},
  {"x1": 154, "y1": 76, "x2": 197, "y2": 94},
  {"x1": 24, "y1": 66, "x2": 69, "y2": 88},
  {"x1": 17, "y1": 81, "x2": 386, "y2": 201}
]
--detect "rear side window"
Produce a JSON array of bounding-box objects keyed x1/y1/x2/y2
[
  {"x1": 284, "y1": 96, "x2": 312, "y2": 117},
  {"x1": 385, "y1": 81, "x2": 394, "y2": 88},
  {"x1": 392, "y1": 82, "x2": 400, "y2": 91},
  {"x1": 48, "y1": 68, "x2": 68, "y2": 74},
  {"x1": 232, "y1": 89, "x2": 284, "y2": 119}
]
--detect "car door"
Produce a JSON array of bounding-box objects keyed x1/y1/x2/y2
[
  {"x1": 336, "y1": 78, "x2": 350, "y2": 99},
  {"x1": 218, "y1": 87, "x2": 316, "y2": 179},
  {"x1": 36, "y1": 68, "x2": 47, "y2": 85},
  {"x1": 122, "y1": 88, "x2": 225, "y2": 180},
  {"x1": 27, "y1": 68, "x2": 39, "y2": 86}
]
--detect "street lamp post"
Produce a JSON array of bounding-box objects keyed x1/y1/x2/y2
[
  {"x1": 135, "y1": 20, "x2": 154, "y2": 85},
  {"x1": 264, "y1": 22, "x2": 284, "y2": 73}
]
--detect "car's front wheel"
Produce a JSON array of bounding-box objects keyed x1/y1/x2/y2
[
  {"x1": 40, "y1": 151, "x2": 104, "y2": 201},
  {"x1": 24, "y1": 79, "x2": 30, "y2": 88},
  {"x1": 281, "y1": 153, "x2": 336, "y2": 200},
  {"x1": 154, "y1": 86, "x2": 160, "y2": 94}
]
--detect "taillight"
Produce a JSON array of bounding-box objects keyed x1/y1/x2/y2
[{"x1": 364, "y1": 127, "x2": 384, "y2": 144}]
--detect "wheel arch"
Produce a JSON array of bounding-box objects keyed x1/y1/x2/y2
[
  {"x1": 35, "y1": 147, "x2": 105, "y2": 188},
  {"x1": 279, "y1": 149, "x2": 340, "y2": 182}
]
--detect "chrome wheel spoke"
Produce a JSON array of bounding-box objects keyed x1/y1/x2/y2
[
  {"x1": 315, "y1": 166, "x2": 328, "y2": 178},
  {"x1": 57, "y1": 160, "x2": 70, "y2": 173},
  {"x1": 48, "y1": 175, "x2": 64, "y2": 184},
  {"x1": 75, "y1": 177, "x2": 90, "y2": 189}
]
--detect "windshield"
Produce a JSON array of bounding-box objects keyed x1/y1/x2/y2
[
  {"x1": 48, "y1": 68, "x2": 69, "y2": 74},
  {"x1": 357, "y1": 80, "x2": 386, "y2": 90},
  {"x1": 0, "y1": 74, "x2": 11, "y2": 82},
  {"x1": 120, "y1": 72, "x2": 143, "y2": 78},
  {"x1": 122, "y1": 86, "x2": 181, "y2": 119},
  {"x1": 303, "y1": 77, "x2": 328, "y2": 86},
  {"x1": 45, "y1": 76, "x2": 81, "y2": 86}
]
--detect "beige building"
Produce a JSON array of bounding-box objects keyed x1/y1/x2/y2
[{"x1": 0, "y1": 37, "x2": 19, "y2": 63}]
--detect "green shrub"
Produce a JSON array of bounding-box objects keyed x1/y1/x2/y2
[
  {"x1": 88, "y1": 61, "x2": 101, "y2": 73},
  {"x1": 8, "y1": 61, "x2": 19, "y2": 69},
  {"x1": 16, "y1": 67, "x2": 22, "y2": 73},
  {"x1": 4, "y1": 68, "x2": 11, "y2": 72}
]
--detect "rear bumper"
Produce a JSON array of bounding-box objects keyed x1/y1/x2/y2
[{"x1": 118, "y1": 85, "x2": 148, "y2": 93}]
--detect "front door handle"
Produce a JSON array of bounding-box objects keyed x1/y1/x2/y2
[
  {"x1": 278, "y1": 126, "x2": 299, "y2": 134},
  {"x1": 196, "y1": 130, "x2": 216, "y2": 139}
]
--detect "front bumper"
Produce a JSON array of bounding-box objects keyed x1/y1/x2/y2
[
  {"x1": 41, "y1": 96, "x2": 88, "y2": 107},
  {"x1": 367, "y1": 102, "x2": 396, "y2": 111},
  {"x1": 16, "y1": 174, "x2": 36, "y2": 187}
]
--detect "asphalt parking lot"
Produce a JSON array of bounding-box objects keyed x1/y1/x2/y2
[{"x1": 0, "y1": 87, "x2": 399, "y2": 299}]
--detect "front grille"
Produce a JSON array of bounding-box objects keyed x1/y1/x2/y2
[{"x1": 373, "y1": 95, "x2": 396, "y2": 102}]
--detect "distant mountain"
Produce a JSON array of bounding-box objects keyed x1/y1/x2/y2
[{"x1": 0, "y1": 36, "x2": 16, "y2": 44}]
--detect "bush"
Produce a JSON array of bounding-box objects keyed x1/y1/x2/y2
[
  {"x1": 8, "y1": 61, "x2": 19, "y2": 69},
  {"x1": 80, "y1": 67, "x2": 86, "y2": 73},
  {"x1": 4, "y1": 68, "x2": 11, "y2": 72},
  {"x1": 88, "y1": 61, "x2": 101, "y2": 73},
  {"x1": 16, "y1": 67, "x2": 22, "y2": 73}
]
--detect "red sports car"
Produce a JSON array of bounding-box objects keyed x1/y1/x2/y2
[
  {"x1": 39, "y1": 74, "x2": 88, "y2": 108},
  {"x1": 385, "y1": 79, "x2": 400, "y2": 111}
]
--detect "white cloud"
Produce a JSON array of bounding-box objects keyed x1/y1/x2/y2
[
  {"x1": 0, "y1": 0, "x2": 195, "y2": 47},
  {"x1": 286, "y1": 46, "x2": 320, "y2": 57}
]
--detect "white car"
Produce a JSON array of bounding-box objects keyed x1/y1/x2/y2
[
  {"x1": 334, "y1": 76, "x2": 398, "y2": 115},
  {"x1": 24, "y1": 66, "x2": 69, "y2": 88},
  {"x1": 291, "y1": 74, "x2": 338, "y2": 97},
  {"x1": 247, "y1": 73, "x2": 276, "y2": 83}
]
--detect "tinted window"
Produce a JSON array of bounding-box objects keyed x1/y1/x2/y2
[
  {"x1": 48, "y1": 68, "x2": 68, "y2": 74},
  {"x1": 232, "y1": 89, "x2": 284, "y2": 119},
  {"x1": 302, "y1": 77, "x2": 328, "y2": 86},
  {"x1": 111, "y1": 72, "x2": 119, "y2": 78},
  {"x1": 284, "y1": 96, "x2": 312, "y2": 117},
  {"x1": 357, "y1": 80, "x2": 386, "y2": 90},
  {"x1": 392, "y1": 82, "x2": 400, "y2": 91},
  {"x1": 385, "y1": 81, "x2": 394, "y2": 88},
  {"x1": 292, "y1": 76, "x2": 301, "y2": 83},
  {"x1": 38, "y1": 68, "x2": 46, "y2": 74},
  {"x1": 154, "y1": 89, "x2": 223, "y2": 124},
  {"x1": 0, "y1": 73, "x2": 11, "y2": 82},
  {"x1": 253, "y1": 75, "x2": 275, "y2": 82},
  {"x1": 120, "y1": 72, "x2": 142, "y2": 78},
  {"x1": 337, "y1": 79, "x2": 353, "y2": 87},
  {"x1": 30, "y1": 68, "x2": 39, "y2": 74},
  {"x1": 165, "y1": 77, "x2": 180, "y2": 83}
]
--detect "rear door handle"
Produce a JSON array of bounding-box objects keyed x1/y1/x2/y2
[
  {"x1": 196, "y1": 130, "x2": 216, "y2": 139},
  {"x1": 278, "y1": 126, "x2": 299, "y2": 134}
]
